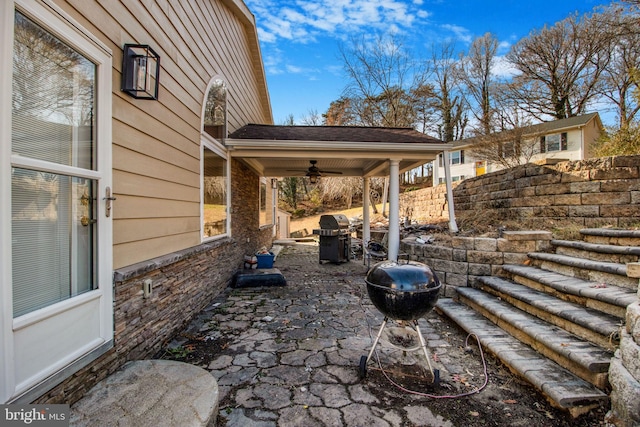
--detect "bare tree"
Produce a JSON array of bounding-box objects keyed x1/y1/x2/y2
[
  {"x1": 459, "y1": 33, "x2": 499, "y2": 135},
  {"x1": 468, "y1": 124, "x2": 544, "y2": 169},
  {"x1": 339, "y1": 33, "x2": 425, "y2": 128},
  {"x1": 319, "y1": 177, "x2": 362, "y2": 209},
  {"x1": 300, "y1": 109, "x2": 323, "y2": 126},
  {"x1": 429, "y1": 43, "x2": 468, "y2": 142},
  {"x1": 595, "y1": 4, "x2": 640, "y2": 128},
  {"x1": 410, "y1": 83, "x2": 438, "y2": 134},
  {"x1": 506, "y1": 12, "x2": 612, "y2": 120},
  {"x1": 280, "y1": 114, "x2": 295, "y2": 126}
]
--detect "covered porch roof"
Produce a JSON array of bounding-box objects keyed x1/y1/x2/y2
[{"x1": 226, "y1": 124, "x2": 451, "y2": 178}]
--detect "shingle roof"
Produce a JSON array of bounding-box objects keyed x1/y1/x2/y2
[
  {"x1": 228, "y1": 124, "x2": 444, "y2": 144},
  {"x1": 526, "y1": 112, "x2": 601, "y2": 134}
]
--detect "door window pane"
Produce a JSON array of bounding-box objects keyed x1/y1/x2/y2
[
  {"x1": 203, "y1": 147, "x2": 227, "y2": 238},
  {"x1": 12, "y1": 169, "x2": 95, "y2": 317},
  {"x1": 12, "y1": 11, "x2": 95, "y2": 170},
  {"x1": 11, "y1": 12, "x2": 97, "y2": 317}
]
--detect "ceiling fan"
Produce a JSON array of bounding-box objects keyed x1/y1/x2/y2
[{"x1": 287, "y1": 160, "x2": 342, "y2": 183}]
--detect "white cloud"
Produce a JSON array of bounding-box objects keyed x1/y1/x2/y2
[
  {"x1": 245, "y1": 0, "x2": 430, "y2": 43},
  {"x1": 498, "y1": 41, "x2": 511, "y2": 52},
  {"x1": 440, "y1": 24, "x2": 472, "y2": 44},
  {"x1": 285, "y1": 64, "x2": 304, "y2": 73},
  {"x1": 491, "y1": 56, "x2": 520, "y2": 79}
]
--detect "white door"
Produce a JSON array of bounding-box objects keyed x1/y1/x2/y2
[{"x1": 1, "y1": 0, "x2": 113, "y2": 403}]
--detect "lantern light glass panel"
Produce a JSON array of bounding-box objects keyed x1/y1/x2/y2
[{"x1": 121, "y1": 44, "x2": 160, "y2": 100}]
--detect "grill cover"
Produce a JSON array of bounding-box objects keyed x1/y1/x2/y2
[{"x1": 319, "y1": 214, "x2": 349, "y2": 230}]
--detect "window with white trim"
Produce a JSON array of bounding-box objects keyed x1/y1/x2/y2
[
  {"x1": 203, "y1": 79, "x2": 226, "y2": 140},
  {"x1": 450, "y1": 150, "x2": 465, "y2": 165},
  {"x1": 202, "y1": 145, "x2": 227, "y2": 239},
  {"x1": 201, "y1": 78, "x2": 229, "y2": 240},
  {"x1": 259, "y1": 178, "x2": 268, "y2": 226},
  {"x1": 540, "y1": 132, "x2": 567, "y2": 153}
]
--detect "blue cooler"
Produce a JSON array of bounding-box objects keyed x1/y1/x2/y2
[{"x1": 256, "y1": 252, "x2": 275, "y2": 268}]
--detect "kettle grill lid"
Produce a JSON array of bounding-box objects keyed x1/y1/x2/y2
[{"x1": 365, "y1": 260, "x2": 440, "y2": 291}]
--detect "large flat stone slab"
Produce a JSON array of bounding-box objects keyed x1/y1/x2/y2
[{"x1": 70, "y1": 360, "x2": 219, "y2": 427}]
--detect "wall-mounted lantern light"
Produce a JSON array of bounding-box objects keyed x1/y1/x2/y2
[{"x1": 121, "y1": 44, "x2": 160, "y2": 100}]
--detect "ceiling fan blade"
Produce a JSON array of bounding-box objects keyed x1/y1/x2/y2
[{"x1": 318, "y1": 170, "x2": 343, "y2": 175}]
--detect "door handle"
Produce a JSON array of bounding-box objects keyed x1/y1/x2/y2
[{"x1": 104, "y1": 187, "x2": 116, "y2": 217}]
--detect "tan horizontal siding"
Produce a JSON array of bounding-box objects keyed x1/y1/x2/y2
[
  {"x1": 114, "y1": 195, "x2": 199, "y2": 219},
  {"x1": 113, "y1": 170, "x2": 199, "y2": 202},
  {"x1": 112, "y1": 96, "x2": 198, "y2": 156},
  {"x1": 114, "y1": 232, "x2": 202, "y2": 270},
  {"x1": 57, "y1": 0, "x2": 269, "y2": 268},
  {"x1": 114, "y1": 217, "x2": 201, "y2": 245},
  {"x1": 112, "y1": 147, "x2": 199, "y2": 189}
]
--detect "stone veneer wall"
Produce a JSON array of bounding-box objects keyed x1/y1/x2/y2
[
  {"x1": 606, "y1": 263, "x2": 640, "y2": 427},
  {"x1": 400, "y1": 231, "x2": 553, "y2": 296},
  {"x1": 35, "y1": 159, "x2": 273, "y2": 405},
  {"x1": 400, "y1": 155, "x2": 640, "y2": 228}
]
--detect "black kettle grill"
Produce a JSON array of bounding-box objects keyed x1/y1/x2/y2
[{"x1": 359, "y1": 260, "x2": 441, "y2": 382}]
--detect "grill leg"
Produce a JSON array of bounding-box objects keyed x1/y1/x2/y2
[
  {"x1": 413, "y1": 319, "x2": 435, "y2": 380},
  {"x1": 365, "y1": 317, "x2": 388, "y2": 365}
]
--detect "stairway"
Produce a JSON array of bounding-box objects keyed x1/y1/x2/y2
[{"x1": 436, "y1": 228, "x2": 640, "y2": 417}]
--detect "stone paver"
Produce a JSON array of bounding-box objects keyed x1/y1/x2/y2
[{"x1": 161, "y1": 243, "x2": 461, "y2": 426}]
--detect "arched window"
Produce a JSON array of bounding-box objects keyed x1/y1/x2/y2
[
  {"x1": 203, "y1": 78, "x2": 226, "y2": 140},
  {"x1": 201, "y1": 78, "x2": 229, "y2": 240}
]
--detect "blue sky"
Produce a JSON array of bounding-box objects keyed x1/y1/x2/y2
[{"x1": 244, "y1": 0, "x2": 613, "y2": 125}]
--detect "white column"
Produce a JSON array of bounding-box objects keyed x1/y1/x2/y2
[
  {"x1": 388, "y1": 160, "x2": 400, "y2": 261},
  {"x1": 362, "y1": 177, "x2": 371, "y2": 249},
  {"x1": 271, "y1": 179, "x2": 278, "y2": 237},
  {"x1": 442, "y1": 151, "x2": 459, "y2": 233}
]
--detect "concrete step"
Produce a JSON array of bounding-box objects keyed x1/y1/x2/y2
[
  {"x1": 455, "y1": 286, "x2": 613, "y2": 388},
  {"x1": 552, "y1": 239, "x2": 640, "y2": 264},
  {"x1": 527, "y1": 252, "x2": 637, "y2": 290},
  {"x1": 436, "y1": 298, "x2": 609, "y2": 417},
  {"x1": 580, "y1": 228, "x2": 640, "y2": 247},
  {"x1": 476, "y1": 276, "x2": 621, "y2": 350},
  {"x1": 502, "y1": 264, "x2": 637, "y2": 319}
]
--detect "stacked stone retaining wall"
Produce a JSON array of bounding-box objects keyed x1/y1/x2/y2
[
  {"x1": 401, "y1": 231, "x2": 553, "y2": 296},
  {"x1": 400, "y1": 155, "x2": 640, "y2": 229},
  {"x1": 607, "y1": 263, "x2": 640, "y2": 427}
]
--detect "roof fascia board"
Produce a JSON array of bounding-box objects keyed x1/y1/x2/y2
[
  {"x1": 453, "y1": 115, "x2": 600, "y2": 149},
  {"x1": 220, "y1": 0, "x2": 272, "y2": 124},
  {"x1": 225, "y1": 138, "x2": 452, "y2": 152}
]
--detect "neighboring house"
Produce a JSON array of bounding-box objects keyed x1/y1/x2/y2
[
  {"x1": 432, "y1": 112, "x2": 604, "y2": 185},
  {"x1": 1, "y1": 0, "x2": 449, "y2": 406}
]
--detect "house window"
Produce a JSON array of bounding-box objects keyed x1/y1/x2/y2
[
  {"x1": 202, "y1": 145, "x2": 227, "y2": 239},
  {"x1": 259, "y1": 178, "x2": 268, "y2": 226},
  {"x1": 201, "y1": 78, "x2": 229, "y2": 240},
  {"x1": 540, "y1": 132, "x2": 567, "y2": 153},
  {"x1": 450, "y1": 150, "x2": 465, "y2": 165},
  {"x1": 203, "y1": 79, "x2": 226, "y2": 140}
]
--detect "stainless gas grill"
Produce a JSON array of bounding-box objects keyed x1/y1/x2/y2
[{"x1": 313, "y1": 214, "x2": 351, "y2": 264}]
